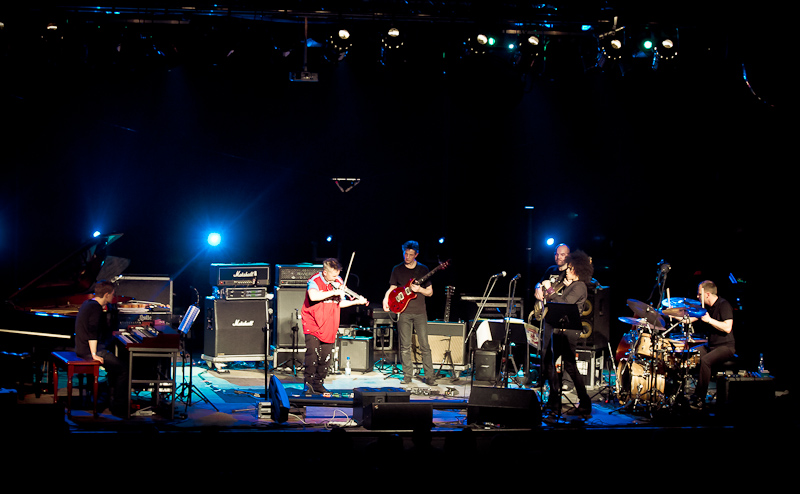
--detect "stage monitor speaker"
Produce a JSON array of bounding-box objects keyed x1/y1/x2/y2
[
  {"x1": 474, "y1": 349, "x2": 500, "y2": 381},
  {"x1": 467, "y1": 386, "x2": 541, "y2": 429},
  {"x1": 578, "y1": 283, "x2": 610, "y2": 350},
  {"x1": 715, "y1": 376, "x2": 775, "y2": 416},
  {"x1": 338, "y1": 336, "x2": 374, "y2": 372},
  {"x1": 413, "y1": 321, "x2": 466, "y2": 365},
  {"x1": 361, "y1": 402, "x2": 433, "y2": 430},
  {"x1": 274, "y1": 287, "x2": 307, "y2": 349},
  {"x1": 204, "y1": 298, "x2": 268, "y2": 357}
]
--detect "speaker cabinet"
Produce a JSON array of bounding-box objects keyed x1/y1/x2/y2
[
  {"x1": 578, "y1": 283, "x2": 610, "y2": 350},
  {"x1": 474, "y1": 349, "x2": 500, "y2": 381},
  {"x1": 204, "y1": 298, "x2": 268, "y2": 357},
  {"x1": 338, "y1": 336, "x2": 374, "y2": 372},
  {"x1": 467, "y1": 386, "x2": 541, "y2": 428},
  {"x1": 413, "y1": 321, "x2": 467, "y2": 365},
  {"x1": 273, "y1": 287, "x2": 306, "y2": 349}
]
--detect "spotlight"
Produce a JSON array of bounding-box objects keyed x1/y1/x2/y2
[
  {"x1": 652, "y1": 37, "x2": 678, "y2": 71},
  {"x1": 338, "y1": 29, "x2": 350, "y2": 40},
  {"x1": 546, "y1": 237, "x2": 555, "y2": 247},
  {"x1": 388, "y1": 27, "x2": 400, "y2": 37},
  {"x1": 477, "y1": 34, "x2": 488, "y2": 45},
  {"x1": 207, "y1": 232, "x2": 222, "y2": 247},
  {"x1": 528, "y1": 35, "x2": 540, "y2": 46}
]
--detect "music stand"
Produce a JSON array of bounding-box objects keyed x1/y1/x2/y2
[
  {"x1": 542, "y1": 303, "x2": 582, "y2": 417},
  {"x1": 175, "y1": 304, "x2": 217, "y2": 413}
]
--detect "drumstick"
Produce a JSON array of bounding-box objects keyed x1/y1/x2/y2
[
  {"x1": 667, "y1": 288, "x2": 671, "y2": 307},
  {"x1": 700, "y1": 286, "x2": 705, "y2": 308}
]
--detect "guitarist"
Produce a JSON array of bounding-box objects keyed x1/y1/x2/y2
[{"x1": 382, "y1": 240, "x2": 436, "y2": 385}]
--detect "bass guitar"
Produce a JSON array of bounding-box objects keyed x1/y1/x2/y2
[{"x1": 387, "y1": 260, "x2": 450, "y2": 314}]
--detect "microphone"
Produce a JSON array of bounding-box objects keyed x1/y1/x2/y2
[
  {"x1": 491, "y1": 271, "x2": 507, "y2": 279},
  {"x1": 511, "y1": 273, "x2": 521, "y2": 281}
]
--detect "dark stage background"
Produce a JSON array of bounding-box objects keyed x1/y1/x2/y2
[{"x1": 0, "y1": 5, "x2": 780, "y2": 384}]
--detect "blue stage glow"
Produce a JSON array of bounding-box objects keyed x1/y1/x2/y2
[
  {"x1": 93, "y1": 231, "x2": 101, "y2": 237},
  {"x1": 438, "y1": 237, "x2": 445, "y2": 244},
  {"x1": 546, "y1": 237, "x2": 555, "y2": 246},
  {"x1": 207, "y1": 232, "x2": 222, "y2": 247},
  {"x1": 326, "y1": 235, "x2": 333, "y2": 242}
]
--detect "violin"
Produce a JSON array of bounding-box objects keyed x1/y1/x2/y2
[{"x1": 330, "y1": 281, "x2": 369, "y2": 304}]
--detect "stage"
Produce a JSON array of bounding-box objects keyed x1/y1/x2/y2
[{"x1": 2, "y1": 351, "x2": 796, "y2": 482}]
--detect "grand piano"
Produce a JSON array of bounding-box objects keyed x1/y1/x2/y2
[{"x1": 0, "y1": 233, "x2": 129, "y2": 358}]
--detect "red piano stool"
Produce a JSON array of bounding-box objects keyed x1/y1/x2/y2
[{"x1": 51, "y1": 351, "x2": 100, "y2": 418}]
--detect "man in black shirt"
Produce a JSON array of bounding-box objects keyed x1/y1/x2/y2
[
  {"x1": 690, "y1": 280, "x2": 735, "y2": 409},
  {"x1": 382, "y1": 241, "x2": 436, "y2": 385},
  {"x1": 74, "y1": 280, "x2": 128, "y2": 416}
]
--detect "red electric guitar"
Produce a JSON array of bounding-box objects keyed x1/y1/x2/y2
[{"x1": 387, "y1": 260, "x2": 451, "y2": 314}]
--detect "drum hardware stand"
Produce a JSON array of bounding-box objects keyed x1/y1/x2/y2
[{"x1": 591, "y1": 341, "x2": 619, "y2": 404}]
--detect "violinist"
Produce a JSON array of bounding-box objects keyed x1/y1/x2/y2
[
  {"x1": 300, "y1": 258, "x2": 368, "y2": 395},
  {"x1": 539, "y1": 250, "x2": 594, "y2": 417}
]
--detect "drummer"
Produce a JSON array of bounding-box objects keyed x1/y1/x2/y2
[{"x1": 688, "y1": 280, "x2": 735, "y2": 410}]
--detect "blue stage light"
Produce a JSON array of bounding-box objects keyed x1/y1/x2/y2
[
  {"x1": 207, "y1": 232, "x2": 222, "y2": 247},
  {"x1": 546, "y1": 237, "x2": 555, "y2": 246}
]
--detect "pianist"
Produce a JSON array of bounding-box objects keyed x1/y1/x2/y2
[{"x1": 74, "y1": 280, "x2": 128, "y2": 416}]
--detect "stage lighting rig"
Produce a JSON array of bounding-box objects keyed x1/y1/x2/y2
[{"x1": 332, "y1": 177, "x2": 361, "y2": 193}]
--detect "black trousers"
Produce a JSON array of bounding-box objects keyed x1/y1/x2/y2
[
  {"x1": 695, "y1": 344, "x2": 735, "y2": 399},
  {"x1": 303, "y1": 334, "x2": 334, "y2": 386},
  {"x1": 542, "y1": 328, "x2": 590, "y2": 410}
]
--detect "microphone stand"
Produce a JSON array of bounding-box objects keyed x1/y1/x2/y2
[
  {"x1": 499, "y1": 275, "x2": 521, "y2": 388},
  {"x1": 465, "y1": 273, "x2": 503, "y2": 391}
]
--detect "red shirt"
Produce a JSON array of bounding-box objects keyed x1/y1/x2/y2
[{"x1": 300, "y1": 272, "x2": 342, "y2": 343}]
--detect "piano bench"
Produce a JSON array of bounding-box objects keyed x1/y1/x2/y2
[{"x1": 51, "y1": 351, "x2": 100, "y2": 418}]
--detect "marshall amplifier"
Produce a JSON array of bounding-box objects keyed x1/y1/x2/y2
[
  {"x1": 210, "y1": 263, "x2": 270, "y2": 287},
  {"x1": 204, "y1": 297, "x2": 269, "y2": 357},
  {"x1": 213, "y1": 286, "x2": 272, "y2": 301},
  {"x1": 275, "y1": 264, "x2": 322, "y2": 288}
]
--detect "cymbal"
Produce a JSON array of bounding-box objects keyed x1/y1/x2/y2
[
  {"x1": 626, "y1": 299, "x2": 665, "y2": 328},
  {"x1": 659, "y1": 306, "x2": 707, "y2": 318},
  {"x1": 661, "y1": 297, "x2": 703, "y2": 309},
  {"x1": 618, "y1": 316, "x2": 661, "y2": 330}
]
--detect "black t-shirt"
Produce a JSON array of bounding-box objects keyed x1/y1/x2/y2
[
  {"x1": 539, "y1": 265, "x2": 567, "y2": 286},
  {"x1": 389, "y1": 262, "x2": 430, "y2": 315},
  {"x1": 702, "y1": 297, "x2": 735, "y2": 349},
  {"x1": 74, "y1": 299, "x2": 111, "y2": 360}
]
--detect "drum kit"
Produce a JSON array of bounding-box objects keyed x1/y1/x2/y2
[{"x1": 613, "y1": 297, "x2": 708, "y2": 414}]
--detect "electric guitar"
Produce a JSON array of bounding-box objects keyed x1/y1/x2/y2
[
  {"x1": 443, "y1": 286, "x2": 455, "y2": 322},
  {"x1": 387, "y1": 260, "x2": 451, "y2": 314}
]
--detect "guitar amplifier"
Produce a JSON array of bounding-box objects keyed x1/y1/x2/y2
[
  {"x1": 275, "y1": 264, "x2": 322, "y2": 288},
  {"x1": 210, "y1": 263, "x2": 270, "y2": 287},
  {"x1": 414, "y1": 321, "x2": 467, "y2": 365},
  {"x1": 204, "y1": 297, "x2": 269, "y2": 357}
]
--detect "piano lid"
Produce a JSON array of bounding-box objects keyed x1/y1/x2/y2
[{"x1": 7, "y1": 232, "x2": 129, "y2": 311}]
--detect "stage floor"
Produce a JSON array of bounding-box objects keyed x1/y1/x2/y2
[{"x1": 3, "y1": 354, "x2": 797, "y2": 482}]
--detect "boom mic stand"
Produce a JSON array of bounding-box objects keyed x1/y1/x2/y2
[
  {"x1": 498, "y1": 274, "x2": 522, "y2": 388},
  {"x1": 465, "y1": 272, "x2": 503, "y2": 390}
]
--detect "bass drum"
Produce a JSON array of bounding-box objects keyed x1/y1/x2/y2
[
  {"x1": 615, "y1": 360, "x2": 666, "y2": 404},
  {"x1": 615, "y1": 330, "x2": 638, "y2": 362}
]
